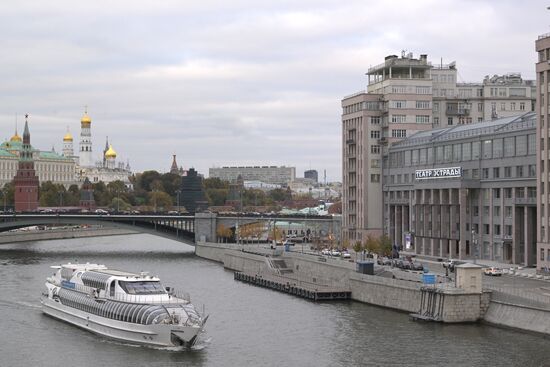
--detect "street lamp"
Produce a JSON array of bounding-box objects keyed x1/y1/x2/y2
[
  {"x1": 58, "y1": 191, "x2": 63, "y2": 208},
  {"x1": 0, "y1": 189, "x2": 6, "y2": 213},
  {"x1": 116, "y1": 190, "x2": 120, "y2": 213},
  {"x1": 472, "y1": 229, "x2": 478, "y2": 264}
]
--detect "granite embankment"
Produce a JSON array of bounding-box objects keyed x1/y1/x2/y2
[
  {"x1": 0, "y1": 227, "x2": 138, "y2": 244},
  {"x1": 195, "y1": 242, "x2": 550, "y2": 336}
]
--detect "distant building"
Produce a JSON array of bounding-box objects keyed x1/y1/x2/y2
[
  {"x1": 14, "y1": 117, "x2": 39, "y2": 212},
  {"x1": 170, "y1": 155, "x2": 185, "y2": 176},
  {"x1": 304, "y1": 169, "x2": 318, "y2": 183},
  {"x1": 79, "y1": 177, "x2": 96, "y2": 210},
  {"x1": 180, "y1": 168, "x2": 208, "y2": 213},
  {"x1": 225, "y1": 175, "x2": 244, "y2": 210},
  {"x1": 209, "y1": 166, "x2": 296, "y2": 185}
]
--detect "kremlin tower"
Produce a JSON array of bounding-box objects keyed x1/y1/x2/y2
[
  {"x1": 62, "y1": 127, "x2": 74, "y2": 158},
  {"x1": 105, "y1": 144, "x2": 117, "y2": 169},
  {"x1": 79, "y1": 108, "x2": 93, "y2": 167},
  {"x1": 14, "y1": 115, "x2": 39, "y2": 212}
]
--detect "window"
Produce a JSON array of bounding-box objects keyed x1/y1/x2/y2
[
  {"x1": 484, "y1": 224, "x2": 490, "y2": 235},
  {"x1": 483, "y1": 140, "x2": 492, "y2": 159},
  {"x1": 484, "y1": 206, "x2": 490, "y2": 216},
  {"x1": 541, "y1": 249, "x2": 545, "y2": 262},
  {"x1": 416, "y1": 86, "x2": 431, "y2": 94},
  {"x1": 494, "y1": 224, "x2": 501, "y2": 236},
  {"x1": 433, "y1": 102, "x2": 439, "y2": 112},
  {"x1": 391, "y1": 129, "x2": 407, "y2": 138},
  {"x1": 370, "y1": 174, "x2": 380, "y2": 183},
  {"x1": 433, "y1": 117, "x2": 439, "y2": 125},
  {"x1": 416, "y1": 101, "x2": 430, "y2": 109},
  {"x1": 448, "y1": 117, "x2": 453, "y2": 125},
  {"x1": 493, "y1": 188, "x2": 500, "y2": 199},
  {"x1": 511, "y1": 102, "x2": 516, "y2": 111},
  {"x1": 416, "y1": 115, "x2": 430, "y2": 124},
  {"x1": 529, "y1": 164, "x2": 536, "y2": 177},
  {"x1": 504, "y1": 137, "x2": 515, "y2": 157},
  {"x1": 472, "y1": 169, "x2": 479, "y2": 179},
  {"x1": 504, "y1": 207, "x2": 513, "y2": 219},
  {"x1": 520, "y1": 102, "x2": 525, "y2": 111},
  {"x1": 472, "y1": 141, "x2": 480, "y2": 159},
  {"x1": 371, "y1": 131, "x2": 380, "y2": 139},
  {"x1": 371, "y1": 145, "x2": 380, "y2": 154},
  {"x1": 494, "y1": 206, "x2": 501, "y2": 217},
  {"x1": 516, "y1": 135, "x2": 527, "y2": 155},
  {"x1": 478, "y1": 103, "x2": 483, "y2": 112},
  {"x1": 391, "y1": 100, "x2": 407, "y2": 109},
  {"x1": 528, "y1": 134, "x2": 536, "y2": 155},
  {"x1": 482, "y1": 168, "x2": 489, "y2": 179},
  {"x1": 392, "y1": 85, "x2": 407, "y2": 93},
  {"x1": 473, "y1": 206, "x2": 479, "y2": 216},
  {"x1": 516, "y1": 166, "x2": 523, "y2": 177},
  {"x1": 504, "y1": 167, "x2": 512, "y2": 178},
  {"x1": 371, "y1": 159, "x2": 380, "y2": 168},
  {"x1": 370, "y1": 116, "x2": 380, "y2": 125},
  {"x1": 444, "y1": 145, "x2": 452, "y2": 162},
  {"x1": 391, "y1": 115, "x2": 407, "y2": 123},
  {"x1": 478, "y1": 117, "x2": 483, "y2": 122},
  {"x1": 492, "y1": 138, "x2": 503, "y2": 158},
  {"x1": 119, "y1": 281, "x2": 166, "y2": 295},
  {"x1": 493, "y1": 167, "x2": 500, "y2": 178},
  {"x1": 462, "y1": 142, "x2": 471, "y2": 160},
  {"x1": 500, "y1": 102, "x2": 506, "y2": 111}
]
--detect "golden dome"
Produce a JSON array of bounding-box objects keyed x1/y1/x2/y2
[
  {"x1": 63, "y1": 131, "x2": 73, "y2": 141},
  {"x1": 81, "y1": 113, "x2": 91, "y2": 124},
  {"x1": 10, "y1": 133, "x2": 22, "y2": 142},
  {"x1": 105, "y1": 144, "x2": 117, "y2": 158}
]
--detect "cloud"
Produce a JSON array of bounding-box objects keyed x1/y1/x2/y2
[{"x1": 0, "y1": 0, "x2": 545, "y2": 181}]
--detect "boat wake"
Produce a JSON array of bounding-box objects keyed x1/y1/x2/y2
[{"x1": 98, "y1": 336, "x2": 211, "y2": 351}]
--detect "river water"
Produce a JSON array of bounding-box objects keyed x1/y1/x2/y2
[{"x1": 0, "y1": 234, "x2": 549, "y2": 367}]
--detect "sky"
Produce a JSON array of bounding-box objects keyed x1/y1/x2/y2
[{"x1": 0, "y1": 0, "x2": 547, "y2": 182}]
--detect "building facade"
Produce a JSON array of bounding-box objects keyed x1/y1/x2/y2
[
  {"x1": 209, "y1": 166, "x2": 296, "y2": 185},
  {"x1": 536, "y1": 33, "x2": 550, "y2": 272},
  {"x1": 383, "y1": 113, "x2": 537, "y2": 266},
  {"x1": 341, "y1": 51, "x2": 536, "y2": 246},
  {"x1": 304, "y1": 169, "x2": 318, "y2": 183}
]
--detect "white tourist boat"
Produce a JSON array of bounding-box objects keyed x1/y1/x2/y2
[{"x1": 41, "y1": 263, "x2": 207, "y2": 347}]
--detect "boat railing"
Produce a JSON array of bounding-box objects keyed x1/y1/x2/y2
[{"x1": 107, "y1": 290, "x2": 191, "y2": 305}]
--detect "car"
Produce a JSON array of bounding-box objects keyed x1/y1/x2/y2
[
  {"x1": 484, "y1": 267, "x2": 503, "y2": 276},
  {"x1": 282, "y1": 240, "x2": 295, "y2": 246},
  {"x1": 167, "y1": 210, "x2": 179, "y2": 215},
  {"x1": 377, "y1": 257, "x2": 392, "y2": 266},
  {"x1": 409, "y1": 261, "x2": 424, "y2": 271},
  {"x1": 321, "y1": 249, "x2": 331, "y2": 255},
  {"x1": 342, "y1": 251, "x2": 351, "y2": 259},
  {"x1": 131, "y1": 210, "x2": 141, "y2": 214},
  {"x1": 95, "y1": 209, "x2": 109, "y2": 215},
  {"x1": 330, "y1": 249, "x2": 341, "y2": 257}
]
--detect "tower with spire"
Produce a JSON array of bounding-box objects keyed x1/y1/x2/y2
[
  {"x1": 62, "y1": 127, "x2": 74, "y2": 158},
  {"x1": 79, "y1": 107, "x2": 93, "y2": 167},
  {"x1": 170, "y1": 155, "x2": 180, "y2": 175},
  {"x1": 14, "y1": 114, "x2": 39, "y2": 212},
  {"x1": 105, "y1": 144, "x2": 117, "y2": 169}
]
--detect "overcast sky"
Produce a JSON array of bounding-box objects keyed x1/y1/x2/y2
[{"x1": 0, "y1": 0, "x2": 547, "y2": 182}]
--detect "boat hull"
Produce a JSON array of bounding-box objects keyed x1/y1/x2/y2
[{"x1": 41, "y1": 296, "x2": 202, "y2": 347}]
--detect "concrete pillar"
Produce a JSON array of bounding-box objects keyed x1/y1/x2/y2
[
  {"x1": 459, "y1": 188, "x2": 468, "y2": 259},
  {"x1": 194, "y1": 212, "x2": 218, "y2": 243},
  {"x1": 409, "y1": 66, "x2": 412, "y2": 79},
  {"x1": 525, "y1": 207, "x2": 535, "y2": 266}
]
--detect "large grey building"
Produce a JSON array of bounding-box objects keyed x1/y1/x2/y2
[
  {"x1": 341, "y1": 51, "x2": 536, "y2": 247},
  {"x1": 209, "y1": 166, "x2": 296, "y2": 185},
  {"x1": 383, "y1": 113, "x2": 536, "y2": 265}
]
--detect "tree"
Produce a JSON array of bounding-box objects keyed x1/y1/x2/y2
[
  {"x1": 216, "y1": 224, "x2": 232, "y2": 243},
  {"x1": 379, "y1": 235, "x2": 392, "y2": 257},
  {"x1": 352, "y1": 241, "x2": 362, "y2": 261},
  {"x1": 206, "y1": 188, "x2": 229, "y2": 206},
  {"x1": 137, "y1": 170, "x2": 162, "y2": 192},
  {"x1": 365, "y1": 236, "x2": 380, "y2": 255},
  {"x1": 203, "y1": 177, "x2": 229, "y2": 190},
  {"x1": 160, "y1": 173, "x2": 181, "y2": 197},
  {"x1": 110, "y1": 197, "x2": 131, "y2": 212},
  {"x1": 148, "y1": 191, "x2": 172, "y2": 212}
]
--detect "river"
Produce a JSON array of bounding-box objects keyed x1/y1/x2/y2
[{"x1": 0, "y1": 234, "x2": 549, "y2": 367}]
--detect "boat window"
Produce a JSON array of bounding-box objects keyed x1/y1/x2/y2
[
  {"x1": 118, "y1": 281, "x2": 166, "y2": 295},
  {"x1": 110, "y1": 280, "x2": 116, "y2": 297}
]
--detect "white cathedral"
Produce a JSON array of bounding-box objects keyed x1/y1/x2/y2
[{"x1": 62, "y1": 110, "x2": 133, "y2": 187}]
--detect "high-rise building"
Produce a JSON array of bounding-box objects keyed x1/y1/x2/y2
[
  {"x1": 341, "y1": 52, "x2": 536, "y2": 245},
  {"x1": 304, "y1": 169, "x2": 318, "y2": 183},
  {"x1": 180, "y1": 168, "x2": 208, "y2": 213},
  {"x1": 536, "y1": 33, "x2": 550, "y2": 272},
  {"x1": 14, "y1": 116, "x2": 39, "y2": 212}
]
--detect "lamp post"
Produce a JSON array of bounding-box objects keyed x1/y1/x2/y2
[
  {"x1": 58, "y1": 191, "x2": 63, "y2": 208},
  {"x1": 472, "y1": 229, "x2": 478, "y2": 264},
  {"x1": 116, "y1": 190, "x2": 120, "y2": 213},
  {"x1": 176, "y1": 190, "x2": 181, "y2": 213}
]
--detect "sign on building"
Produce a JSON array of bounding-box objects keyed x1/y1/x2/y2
[{"x1": 415, "y1": 167, "x2": 462, "y2": 180}]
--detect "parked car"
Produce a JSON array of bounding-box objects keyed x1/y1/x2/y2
[
  {"x1": 484, "y1": 267, "x2": 503, "y2": 276},
  {"x1": 331, "y1": 249, "x2": 341, "y2": 257},
  {"x1": 409, "y1": 261, "x2": 424, "y2": 271},
  {"x1": 342, "y1": 251, "x2": 351, "y2": 259},
  {"x1": 95, "y1": 209, "x2": 109, "y2": 215},
  {"x1": 377, "y1": 257, "x2": 392, "y2": 266},
  {"x1": 321, "y1": 249, "x2": 331, "y2": 255}
]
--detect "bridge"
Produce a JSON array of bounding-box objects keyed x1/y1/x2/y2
[{"x1": 0, "y1": 212, "x2": 341, "y2": 245}]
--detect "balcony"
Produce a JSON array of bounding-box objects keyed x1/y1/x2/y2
[{"x1": 446, "y1": 108, "x2": 470, "y2": 116}]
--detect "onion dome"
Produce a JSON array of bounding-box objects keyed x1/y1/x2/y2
[
  {"x1": 105, "y1": 144, "x2": 117, "y2": 158},
  {"x1": 10, "y1": 132, "x2": 22, "y2": 142},
  {"x1": 63, "y1": 131, "x2": 73, "y2": 142},
  {"x1": 81, "y1": 112, "x2": 92, "y2": 126}
]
